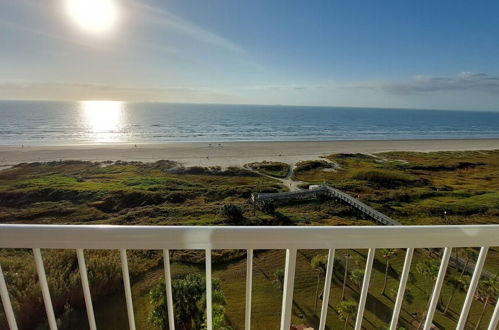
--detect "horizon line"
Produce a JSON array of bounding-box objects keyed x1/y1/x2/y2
[{"x1": 0, "y1": 98, "x2": 498, "y2": 113}]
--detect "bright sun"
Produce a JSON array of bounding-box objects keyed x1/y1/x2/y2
[{"x1": 65, "y1": 0, "x2": 118, "y2": 34}]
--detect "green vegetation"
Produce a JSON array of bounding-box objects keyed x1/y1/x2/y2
[
  {"x1": 149, "y1": 273, "x2": 231, "y2": 330},
  {"x1": 219, "y1": 204, "x2": 244, "y2": 223},
  {"x1": 246, "y1": 161, "x2": 290, "y2": 178},
  {"x1": 0, "y1": 160, "x2": 282, "y2": 226},
  {"x1": 380, "y1": 248, "x2": 397, "y2": 296},
  {"x1": 273, "y1": 268, "x2": 285, "y2": 290},
  {"x1": 337, "y1": 300, "x2": 357, "y2": 330},
  {"x1": 0, "y1": 151, "x2": 498, "y2": 329},
  {"x1": 293, "y1": 160, "x2": 334, "y2": 180},
  {"x1": 292, "y1": 150, "x2": 499, "y2": 225},
  {"x1": 311, "y1": 254, "x2": 328, "y2": 312}
]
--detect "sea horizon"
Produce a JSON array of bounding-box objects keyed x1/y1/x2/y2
[{"x1": 3, "y1": 98, "x2": 499, "y2": 113}]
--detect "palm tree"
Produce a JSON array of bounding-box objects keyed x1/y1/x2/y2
[
  {"x1": 273, "y1": 268, "x2": 285, "y2": 290},
  {"x1": 149, "y1": 274, "x2": 232, "y2": 330},
  {"x1": 415, "y1": 259, "x2": 440, "y2": 330},
  {"x1": 341, "y1": 250, "x2": 351, "y2": 301},
  {"x1": 337, "y1": 300, "x2": 357, "y2": 330},
  {"x1": 149, "y1": 273, "x2": 204, "y2": 330},
  {"x1": 311, "y1": 254, "x2": 328, "y2": 312},
  {"x1": 474, "y1": 274, "x2": 498, "y2": 330},
  {"x1": 381, "y1": 248, "x2": 397, "y2": 296},
  {"x1": 444, "y1": 274, "x2": 470, "y2": 314},
  {"x1": 349, "y1": 269, "x2": 364, "y2": 291}
]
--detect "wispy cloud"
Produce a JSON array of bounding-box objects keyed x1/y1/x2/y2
[
  {"x1": 0, "y1": 81, "x2": 239, "y2": 103},
  {"x1": 352, "y1": 72, "x2": 499, "y2": 94},
  {"x1": 241, "y1": 84, "x2": 311, "y2": 91},
  {"x1": 130, "y1": 0, "x2": 245, "y2": 54}
]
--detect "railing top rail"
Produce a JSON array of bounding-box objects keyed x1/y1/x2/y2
[{"x1": 0, "y1": 224, "x2": 498, "y2": 250}]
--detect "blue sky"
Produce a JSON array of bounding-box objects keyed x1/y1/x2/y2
[{"x1": 1, "y1": 0, "x2": 499, "y2": 110}]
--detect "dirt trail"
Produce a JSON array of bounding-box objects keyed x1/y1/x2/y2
[
  {"x1": 279, "y1": 165, "x2": 305, "y2": 191},
  {"x1": 244, "y1": 164, "x2": 305, "y2": 191}
]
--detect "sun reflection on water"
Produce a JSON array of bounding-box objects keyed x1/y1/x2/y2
[{"x1": 79, "y1": 100, "x2": 125, "y2": 143}]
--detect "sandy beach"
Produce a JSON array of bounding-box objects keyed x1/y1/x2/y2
[{"x1": 1, "y1": 139, "x2": 499, "y2": 168}]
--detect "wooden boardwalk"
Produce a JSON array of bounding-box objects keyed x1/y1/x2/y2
[
  {"x1": 254, "y1": 185, "x2": 401, "y2": 225},
  {"x1": 254, "y1": 185, "x2": 497, "y2": 279}
]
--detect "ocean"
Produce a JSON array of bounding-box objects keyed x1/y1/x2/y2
[{"x1": 0, "y1": 100, "x2": 498, "y2": 145}]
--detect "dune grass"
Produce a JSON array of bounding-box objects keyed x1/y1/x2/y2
[
  {"x1": 246, "y1": 161, "x2": 291, "y2": 178},
  {"x1": 0, "y1": 151, "x2": 498, "y2": 329},
  {"x1": 290, "y1": 150, "x2": 499, "y2": 226}
]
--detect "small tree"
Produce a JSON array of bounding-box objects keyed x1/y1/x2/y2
[
  {"x1": 311, "y1": 254, "x2": 328, "y2": 312},
  {"x1": 149, "y1": 273, "x2": 232, "y2": 330},
  {"x1": 219, "y1": 204, "x2": 244, "y2": 223},
  {"x1": 381, "y1": 248, "x2": 397, "y2": 296},
  {"x1": 337, "y1": 300, "x2": 357, "y2": 330},
  {"x1": 349, "y1": 269, "x2": 364, "y2": 291},
  {"x1": 149, "y1": 273, "x2": 204, "y2": 329},
  {"x1": 273, "y1": 268, "x2": 285, "y2": 290}
]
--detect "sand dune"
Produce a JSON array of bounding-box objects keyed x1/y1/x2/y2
[{"x1": 1, "y1": 139, "x2": 499, "y2": 168}]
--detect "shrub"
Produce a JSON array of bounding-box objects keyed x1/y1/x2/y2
[
  {"x1": 219, "y1": 204, "x2": 244, "y2": 223},
  {"x1": 247, "y1": 161, "x2": 290, "y2": 178},
  {"x1": 260, "y1": 200, "x2": 276, "y2": 214},
  {"x1": 294, "y1": 160, "x2": 332, "y2": 173}
]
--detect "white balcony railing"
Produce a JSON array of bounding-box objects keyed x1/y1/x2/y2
[{"x1": 0, "y1": 224, "x2": 499, "y2": 330}]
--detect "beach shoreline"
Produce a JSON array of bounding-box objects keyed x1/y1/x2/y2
[{"x1": 1, "y1": 138, "x2": 499, "y2": 168}]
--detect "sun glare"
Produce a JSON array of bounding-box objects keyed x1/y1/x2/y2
[
  {"x1": 65, "y1": 0, "x2": 118, "y2": 35},
  {"x1": 80, "y1": 100, "x2": 124, "y2": 142}
]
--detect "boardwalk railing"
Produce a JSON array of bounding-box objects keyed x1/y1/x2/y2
[
  {"x1": 254, "y1": 185, "x2": 400, "y2": 225},
  {"x1": 1, "y1": 224, "x2": 499, "y2": 330}
]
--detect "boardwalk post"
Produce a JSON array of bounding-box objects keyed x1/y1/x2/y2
[{"x1": 251, "y1": 194, "x2": 256, "y2": 216}]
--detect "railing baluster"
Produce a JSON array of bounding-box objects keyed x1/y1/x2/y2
[
  {"x1": 423, "y1": 247, "x2": 452, "y2": 330},
  {"x1": 390, "y1": 248, "x2": 414, "y2": 330},
  {"x1": 318, "y1": 249, "x2": 335, "y2": 330},
  {"x1": 33, "y1": 248, "x2": 57, "y2": 330},
  {"x1": 354, "y1": 248, "x2": 375, "y2": 330},
  {"x1": 489, "y1": 295, "x2": 499, "y2": 330},
  {"x1": 280, "y1": 248, "x2": 297, "y2": 330},
  {"x1": 163, "y1": 249, "x2": 175, "y2": 330},
  {"x1": 76, "y1": 249, "x2": 96, "y2": 330},
  {"x1": 0, "y1": 261, "x2": 18, "y2": 330},
  {"x1": 205, "y1": 249, "x2": 213, "y2": 330},
  {"x1": 245, "y1": 249, "x2": 253, "y2": 330},
  {"x1": 457, "y1": 246, "x2": 488, "y2": 329},
  {"x1": 120, "y1": 249, "x2": 136, "y2": 330}
]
